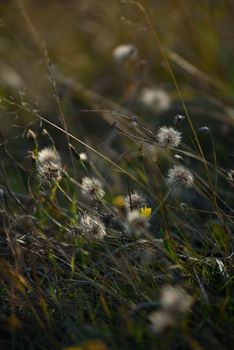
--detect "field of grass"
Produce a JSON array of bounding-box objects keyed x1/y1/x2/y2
[{"x1": 0, "y1": 1, "x2": 234, "y2": 349}]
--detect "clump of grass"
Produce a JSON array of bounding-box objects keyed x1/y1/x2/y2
[{"x1": 0, "y1": 90, "x2": 233, "y2": 349}]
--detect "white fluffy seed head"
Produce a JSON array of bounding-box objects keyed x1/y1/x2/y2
[
  {"x1": 80, "y1": 214, "x2": 106, "y2": 240},
  {"x1": 80, "y1": 177, "x2": 105, "y2": 200},
  {"x1": 149, "y1": 286, "x2": 193, "y2": 334},
  {"x1": 37, "y1": 147, "x2": 61, "y2": 165},
  {"x1": 160, "y1": 285, "x2": 193, "y2": 314},
  {"x1": 149, "y1": 310, "x2": 175, "y2": 334},
  {"x1": 140, "y1": 88, "x2": 171, "y2": 113},
  {"x1": 36, "y1": 147, "x2": 62, "y2": 186},
  {"x1": 156, "y1": 126, "x2": 182, "y2": 148},
  {"x1": 124, "y1": 191, "x2": 145, "y2": 211},
  {"x1": 167, "y1": 165, "x2": 194, "y2": 189},
  {"x1": 113, "y1": 44, "x2": 138, "y2": 64},
  {"x1": 127, "y1": 210, "x2": 149, "y2": 231}
]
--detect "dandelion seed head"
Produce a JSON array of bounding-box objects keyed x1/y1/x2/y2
[
  {"x1": 113, "y1": 44, "x2": 138, "y2": 64},
  {"x1": 149, "y1": 310, "x2": 174, "y2": 334},
  {"x1": 36, "y1": 147, "x2": 62, "y2": 186},
  {"x1": 80, "y1": 214, "x2": 106, "y2": 240},
  {"x1": 167, "y1": 165, "x2": 194, "y2": 189},
  {"x1": 127, "y1": 209, "x2": 149, "y2": 231},
  {"x1": 81, "y1": 177, "x2": 105, "y2": 200},
  {"x1": 37, "y1": 148, "x2": 61, "y2": 165},
  {"x1": 160, "y1": 285, "x2": 193, "y2": 314},
  {"x1": 149, "y1": 285, "x2": 193, "y2": 334},
  {"x1": 156, "y1": 126, "x2": 182, "y2": 148},
  {"x1": 140, "y1": 88, "x2": 171, "y2": 113},
  {"x1": 125, "y1": 191, "x2": 145, "y2": 211}
]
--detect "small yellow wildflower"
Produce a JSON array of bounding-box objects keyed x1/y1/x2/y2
[
  {"x1": 140, "y1": 206, "x2": 152, "y2": 218},
  {"x1": 113, "y1": 196, "x2": 125, "y2": 208},
  {"x1": 7, "y1": 314, "x2": 22, "y2": 331}
]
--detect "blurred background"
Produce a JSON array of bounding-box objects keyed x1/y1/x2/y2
[{"x1": 0, "y1": 0, "x2": 234, "y2": 180}]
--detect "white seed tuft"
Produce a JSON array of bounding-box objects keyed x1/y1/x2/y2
[
  {"x1": 125, "y1": 191, "x2": 145, "y2": 211},
  {"x1": 127, "y1": 210, "x2": 149, "y2": 232},
  {"x1": 80, "y1": 214, "x2": 106, "y2": 240},
  {"x1": 160, "y1": 285, "x2": 193, "y2": 314},
  {"x1": 149, "y1": 285, "x2": 193, "y2": 334},
  {"x1": 140, "y1": 88, "x2": 171, "y2": 113},
  {"x1": 167, "y1": 165, "x2": 194, "y2": 190},
  {"x1": 80, "y1": 177, "x2": 105, "y2": 201},
  {"x1": 149, "y1": 310, "x2": 175, "y2": 334},
  {"x1": 156, "y1": 126, "x2": 182, "y2": 148},
  {"x1": 36, "y1": 147, "x2": 62, "y2": 186}
]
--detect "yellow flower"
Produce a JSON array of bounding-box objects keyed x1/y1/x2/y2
[
  {"x1": 140, "y1": 206, "x2": 152, "y2": 218},
  {"x1": 7, "y1": 314, "x2": 22, "y2": 331},
  {"x1": 113, "y1": 196, "x2": 125, "y2": 208}
]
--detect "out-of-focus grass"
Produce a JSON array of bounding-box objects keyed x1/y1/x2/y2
[
  {"x1": 1, "y1": 1, "x2": 234, "y2": 101},
  {"x1": 0, "y1": 0, "x2": 233, "y2": 162},
  {"x1": 0, "y1": 1, "x2": 234, "y2": 350}
]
